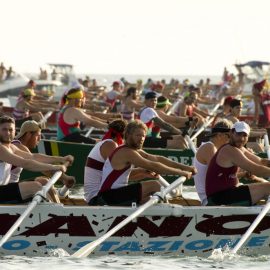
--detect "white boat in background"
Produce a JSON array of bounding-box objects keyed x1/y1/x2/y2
[
  {"x1": 235, "y1": 61, "x2": 270, "y2": 94},
  {"x1": 0, "y1": 63, "x2": 78, "y2": 101}
]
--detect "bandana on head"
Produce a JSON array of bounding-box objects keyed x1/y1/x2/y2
[
  {"x1": 102, "y1": 128, "x2": 123, "y2": 145},
  {"x1": 67, "y1": 91, "x2": 84, "y2": 100}
]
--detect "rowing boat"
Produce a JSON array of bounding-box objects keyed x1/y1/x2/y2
[
  {"x1": 20, "y1": 139, "x2": 267, "y2": 185},
  {"x1": 21, "y1": 139, "x2": 196, "y2": 184},
  {"x1": 0, "y1": 197, "x2": 269, "y2": 257}
]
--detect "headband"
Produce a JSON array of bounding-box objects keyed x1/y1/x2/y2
[
  {"x1": 67, "y1": 91, "x2": 84, "y2": 99},
  {"x1": 102, "y1": 128, "x2": 123, "y2": 145}
]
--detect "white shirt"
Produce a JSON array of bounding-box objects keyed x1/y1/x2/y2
[
  {"x1": 84, "y1": 139, "x2": 113, "y2": 202},
  {"x1": 193, "y1": 141, "x2": 214, "y2": 205}
]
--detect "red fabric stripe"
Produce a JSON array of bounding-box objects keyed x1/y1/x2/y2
[
  {"x1": 108, "y1": 145, "x2": 127, "y2": 162},
  {"x1": 99, "y1": 165, "x2": 130, "y2": 192},
  {"x1": 85, "y1": 157, "x2": 104, "y2": 171}
]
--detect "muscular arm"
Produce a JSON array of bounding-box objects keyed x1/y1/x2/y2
[
  {"x1": 153, "y1": 116, "x2": 182, "y2": 135},
  {"x1": 138, "y1": 149, "x2": 195, "y2": 173},
  {"x1": 121, "y1": 149, "x2": 190, "y2": 178},
  {"x1": 68, "y1": 108, "x2": 107, "y2": 129},
  {"x1": 0, "y1": 145, "x2": 65, "y2": 172},
  {"x1": 157, "y1": 111, "x2": 188, "y2": 128},
  {"x1": 220, "y1": 146, "x2": 270, "y2": 178}
]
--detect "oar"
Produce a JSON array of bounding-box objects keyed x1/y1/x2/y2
[
  {"x1": 71, "y1": 176, "x2": 186, "y2": 258},
  {"x1": 185, "y1": 134, "x2": 197, "y2": 154},
  {"x1": 231, "y1": 134, "x2": 270, "y2": 254},
  {"x1": 58, "y1": 185, "x2": 69, "y2": 198},
  {"x1": 264, "y1": 134, "x2": 270, "y2": 158},
  {"x1": 231, "y1": 197, "x2": 270, "y2": 254},
  {"x1": 190, "y1": 116, "x2": 215, "y2": 141},
  {"x1": 84, "y1": 127, "x2": 94, "y2": 138},
  {"x1": 190, "y1": 100, "x2": 222, "y2": 141},
  {"x1": 39, "y1": 111, "x2": 53, "y2": 126},
  {"x1": 0, "y1": 163, "x2": 68, "y2": 248},
  {"x1": 158, "y1": 175, "x2": 184, "y2": 197}
]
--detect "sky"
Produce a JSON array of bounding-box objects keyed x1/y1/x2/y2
[{"x1": 1, "y1": 0, "x2": 270, "y2": 76}]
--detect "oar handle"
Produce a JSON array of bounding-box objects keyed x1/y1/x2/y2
[
  {"x1": 58, "y1": 185, "x2": 69, "y2": 198},
  {"x1": 85, "y1": 127, "x2": 94, "y2": 138},
  {"x1": 185, "y1": 135, "x2": 197, "y2": 154},
  {"x1": 264, "y1": 134, "x2": 270, "y2": 159},
  {"x1": 38, "y1": 111, "x2": 53, "y2": 126},
  {"x1": 158, "y1": 175, "x2": 183, "y2": 197}
]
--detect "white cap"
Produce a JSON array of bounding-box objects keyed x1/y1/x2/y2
[{"x1": 232, "y1": 121, "x2": 250, "y2": 135}]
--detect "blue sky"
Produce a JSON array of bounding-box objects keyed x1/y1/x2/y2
[{"x1": 1, "y1": 0, "x2": 270, "y2": 76}]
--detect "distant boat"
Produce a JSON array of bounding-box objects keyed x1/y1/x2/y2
[{"x1": 0, "y1": 63, "x2": 78, "y2": 100}]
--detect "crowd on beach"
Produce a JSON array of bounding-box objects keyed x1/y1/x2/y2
[{"x1": 2, "y1": 64, "x2": 270, "y2": 208}]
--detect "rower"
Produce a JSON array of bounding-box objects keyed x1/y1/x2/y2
[
  {"x1": 0, "y1": 116, "x2": 69, "y2": 204},
  {"x1": 11, "y1": 120, "x2": 75, "y2": 203},
  {"x1": 139, "y1": 92, "x2": 188, "y2": 149},
  {"x1": 84, "y1": 119, "x2": 127, "y2": 205},
  {"x1": 194, "y1": 120, "x2": 232, "y2": 205},
  {"x1": 13, "y1": 88, "x2": 55, "y2": 128},
  {"x1": 91, "y1": 120, "x2": 196, "y2": 206},
  {"x1": 57, "y1": 87, "x2": 107, "y2": 144},
  {"x1": 205, "y1": 121, "x2": 270, "y2": 206}
]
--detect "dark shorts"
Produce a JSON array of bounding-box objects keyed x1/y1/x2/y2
[
  {"x1": 0, "y1": 183, "x2": 23, "y2": 204},
  {"x1": 88, "y1": 183, "x2": 142, "y2": 206},
  {"x1": 61, "y1": 132, "x2": 96, "y2": 144},
  {"x1": 143, "y1": 137, "x2": 168, "y2": 148},
  {"x1": 207, "y1": 185, "x2": 252, "y2": 206}
]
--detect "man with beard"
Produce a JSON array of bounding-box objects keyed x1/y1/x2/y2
[
  {"x1": 11, "y1": 120, "x2": 75, "y2": 202},
  {"x1": 205, "y1": 121, "x2": 270, "y2": 206},
  {"x1": 91, "y1": 120, "x2": 196, "y2": 206},
  {"x1": 0, "y1": 116, "x2": 69, "y2": 204}
]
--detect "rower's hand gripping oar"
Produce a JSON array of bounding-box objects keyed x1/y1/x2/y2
[
  {"x1": 0, "y1": 162, "x2": 69, "y2": 249},
  {"x1": 230, "y1": 133, "x2": 270, "y2": 254},
  {"x1": 71, "y1": 176, "x2": 186, "y2": 258}
]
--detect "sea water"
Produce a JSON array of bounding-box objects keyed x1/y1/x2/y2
[{"x1": 1, "y1": 186, "x2": 269, "y2": 269}]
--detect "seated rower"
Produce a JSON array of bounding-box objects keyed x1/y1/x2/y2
[
  {"x1": 12, "y1": 120, "x2": 75, "y2": 202},
  {"x1": 155, "y1": 95, "x2": 198, "y2": 129},
  {"x1": 13, "y1": 88, "x2": 54, "y2": 127},
  {"x1": 0, "y1": 116, "x2": 69, "y2": 204},
  {"x1": 91, "y1": 120, "x2": 196, "y2": 206},
  {"x1": 206, "y1": 121, "x2": 270, "y2": 206},
  {"x1": 194, "y1": 120, "x2": 232, "y2": 205},
  {"x1": 139, "y1": 92, "x2": 188, "y2": 149},
  {"x1": 84, "y1": 119, "x2": 127, "y2": 204},
  {"x1": 57, "y1": 87, "x2": 107, "y2": 144}
]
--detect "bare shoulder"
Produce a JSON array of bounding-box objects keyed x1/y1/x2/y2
[
  {"x1": 12, "y1": 143, "x2": 30, "y2": 153},
  {"x1": 103, "y1": 140, "x2": 118, "y2": 148},
  {"x1": 219, "y1": 144, "x2": 242, "y2": 157},
  {"x1": 197, "y1": 142, "x2": 216, "y2": 163}
]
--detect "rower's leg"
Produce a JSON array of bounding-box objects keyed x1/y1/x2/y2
[
  {"x1": 18, "y1": 181, "x2": 42, "y2": 200},
  {"x1": 248, "y1": 183, "x2": 270, "y2": 204},
  {"x1": 140, "y1": 180, "x2": 161, "y2": 204},
  {"x1": 35, "y1": 176, "x2": 60, "y2": 203}
]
